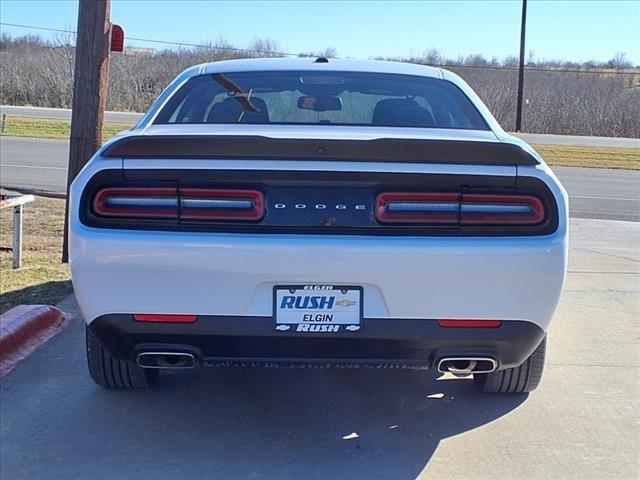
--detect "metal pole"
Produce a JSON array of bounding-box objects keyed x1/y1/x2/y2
[
  {"x1": 1, "y1": 113, "x2": 6, "y2": 134},
  {"x1": 515, "y1": 0, "x2": 527, "y2": 132},
  {"x1": 12, "y1": 205, "x2": 23, "y2": 269}
]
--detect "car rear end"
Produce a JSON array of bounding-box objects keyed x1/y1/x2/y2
[{"x1": 70, "y1": 59, "x2": 568, "y2": 391}]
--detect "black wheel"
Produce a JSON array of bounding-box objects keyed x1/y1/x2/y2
[
  {"x1": 86, "y1": 326, "x2": 158, "y2": 389},
  {"x1": 475, "y1": 336, "x2": 546, "y2": 394}
]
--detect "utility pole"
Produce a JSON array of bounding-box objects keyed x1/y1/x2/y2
[
  {"x1": 62, "y1": 0, "x2": 111, "y2": 262},
  {"x1": 515, "y1": 0, "x2": 527, "y2": 132}
]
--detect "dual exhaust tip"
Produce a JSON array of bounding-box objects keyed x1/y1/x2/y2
[
  {"x1": 437, "y1": 357, "x2": 498, "y2": 375},
  {"x1": 136, "y1": 352, "x2": 498, "y2": 373}
]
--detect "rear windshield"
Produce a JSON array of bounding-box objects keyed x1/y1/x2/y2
[{"x1": 153, "y1": 71, "x2": 489, "y2": 130}]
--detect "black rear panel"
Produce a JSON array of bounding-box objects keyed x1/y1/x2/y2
[{"x1": 80, "y1": 169, "x2": 558, "y2": 236}]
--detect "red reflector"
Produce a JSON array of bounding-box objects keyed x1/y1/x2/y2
[
  {"x1": 133, "y1": 314, "x2": 197, "y2": 323},
  {"x1": 375, "y1": 192, "x2": 460, "y2": 224},
  {"x1": 438, "y1": 319, "x2": 503, "y2": 328}
]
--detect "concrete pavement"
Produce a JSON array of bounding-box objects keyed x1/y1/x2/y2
[
  {"x1": 1, "y1": 217, "x2": 638, "y2": 480},
  {"x1": 1, "y1": 136, "x2": 639, "y2": 221}
]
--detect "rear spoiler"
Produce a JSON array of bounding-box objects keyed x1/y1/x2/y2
[{"x1": 101, "y1": 135, "x2": 539, "y2": 166}]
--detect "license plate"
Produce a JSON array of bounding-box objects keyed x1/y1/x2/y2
[{"x1": 273, "y1": 285, "x2": 363, "y2": 333}]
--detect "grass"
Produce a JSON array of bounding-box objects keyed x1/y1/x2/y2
[
  {"x1": 532, "y1": 144, "x2": 640, "y2": 170},
  {"x1": 1, "y1": 115, "x2": 133, "y2": 140},
  {"x1": 0, "y1": 191, "x2": 72, "y2": 314}
]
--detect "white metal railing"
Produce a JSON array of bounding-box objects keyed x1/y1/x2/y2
[{"x1": 1, "y1": 194, "x2": 35, "y2": 269}]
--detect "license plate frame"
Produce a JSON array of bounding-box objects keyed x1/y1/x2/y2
[{"x1": 273, "y1": 285, "x2": 364, "y2": 333}]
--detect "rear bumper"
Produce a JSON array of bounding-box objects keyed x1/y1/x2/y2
[
  {"x1": 71, "y1": 229, "x2": 567, "y2": 330},
  {"x1": 90, "y1": 315, "x2": 546, "y2": 370}
]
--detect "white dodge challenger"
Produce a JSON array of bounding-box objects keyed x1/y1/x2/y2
[{"x1": 70, "y1": 58, "x2": 568, "y2": 393}]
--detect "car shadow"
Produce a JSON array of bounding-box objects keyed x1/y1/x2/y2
[
  {"x1": 84, "y1": 365, "x2": 526, "y2": 479},
  {"x1": 0, "y1": 319, "x2": 528, "y2": 479}
]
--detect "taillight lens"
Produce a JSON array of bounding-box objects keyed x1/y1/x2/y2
[
  {"x1": 180, "y1": 189, "x2": 264, "y2": 221},
  {"x1": 460, "y1": 194, "x2": 544, "y2": 225},
  {"x1": 375, "y1": 192, "x2": 545, "y2": 226},
  {"x1": 93, "y1": 187, "x2": 264, "y2": 222},
  {"x1": 93, "y1": 188, "x2": 178, "y2": 218},
  {"x1": 375, "y1": 193, "x2": 459, "y2": 224}
]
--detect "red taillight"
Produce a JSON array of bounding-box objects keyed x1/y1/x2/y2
[
  {"x1": 180, "y1": 189, "x2": 264, "y2": 221},
  {"x1": 133, "y1": 314, "x2": 197, "y2": 323},
  {"x1": 375, "y1": 192, "x2": 459, "y2": 224},
  {"x1": 460, "y1": 194, "x2": 544, "y2": 225},
  {"x1": 375, "y1": 192, "x2": 545, "y2": 226},
  {"x1": 438, "y1": 319, "x2": 503, "y2": 328},
  {"x1": 93, "y1": 187, "x2": 264, "y2": 222},
  {"x1": 93, "y1": 188, "x2": 178, "y2": 218}
]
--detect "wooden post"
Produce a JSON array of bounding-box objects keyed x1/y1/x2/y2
[
  {"x1": 515, "y1": 0, "x2": 527, "y2": 132},
  {"x1": 62, "y1": 0, "x2": 111, "y2": 262}
]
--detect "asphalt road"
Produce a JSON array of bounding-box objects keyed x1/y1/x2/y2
[
  {"x1": 513, "y1": 132, "x2": 640, "y2": 148},
  {"x1": 1, "y1": 217, "x2": 638, "y2": 479},
  {"x1": 0, "y1": 105, "x2": 143, "y2": 123},
  {"x1": 1, "y1": 136, "x2": 638, "y2": 221}
]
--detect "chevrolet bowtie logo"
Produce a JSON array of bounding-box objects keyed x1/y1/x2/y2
[{"x1": 336, "y1": 299, "x2": 356, "y2": 307}]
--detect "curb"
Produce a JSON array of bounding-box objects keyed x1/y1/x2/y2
[{"x1": 0, "y1": 305, "x2": 68, "y2": 376}]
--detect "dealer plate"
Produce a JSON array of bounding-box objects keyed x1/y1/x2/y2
[{"x1": 273, "y1": 285, "x2": 363, "y2": 333}]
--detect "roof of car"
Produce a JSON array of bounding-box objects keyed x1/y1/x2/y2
[{"x1": 191, "y1": 57, "x2": 444, "y2": 79}]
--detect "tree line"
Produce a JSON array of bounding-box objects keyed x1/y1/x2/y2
[{"x1": 1, "y1": 34, "x2": 638, "y2": 137}]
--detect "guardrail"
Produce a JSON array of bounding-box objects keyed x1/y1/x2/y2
[{"x1": 0, "y1": 194, "x2": 35, "y2": 268}]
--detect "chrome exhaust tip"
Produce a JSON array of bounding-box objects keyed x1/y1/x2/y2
[
  {"x1": 437, "y1": 357, "x2": 498, "y2": 375},
  {"x1": 136, "y1": 352, "x2": 196, "y2": 369}
]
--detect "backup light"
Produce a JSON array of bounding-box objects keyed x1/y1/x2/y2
[
  {"x1": 460, "y1": 194, "x2": 544, "y2": 225},
  {"x1": 180, "y1": 188, "x2": 264, "y2": 220},
  {"x1": 375, "y1": 193, "x2": 459, "y2": 224}
]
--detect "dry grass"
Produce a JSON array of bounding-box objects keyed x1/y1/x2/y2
[
  {"x1": 1, "y1": 115, "x2": 133, "y2": 140},
  {"x1": 532, "y1": 144, "x2": 640, "y2": 170},
  {"x1": 0, "y1": 192, "x2": 71, "y2": 313}
]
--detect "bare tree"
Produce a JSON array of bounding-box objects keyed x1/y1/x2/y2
[
  {"x1": 0, "y1": 35, "x2": 638, "y2": 137},
  {"x1": 247, "y1": 36, "x2": 283, "y2": 57}
]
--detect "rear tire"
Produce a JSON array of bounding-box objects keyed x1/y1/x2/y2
[
  {"x1": 475, "y1": 336, "x2": 546, "y2": 394},
  {"x1": 86, "y1": 326, "x2": 158, "y2": 389}
]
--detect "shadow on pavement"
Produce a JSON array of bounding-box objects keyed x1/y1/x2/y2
[{"x1": 0, "y1": 320, "x2": 526, "y2": 480}]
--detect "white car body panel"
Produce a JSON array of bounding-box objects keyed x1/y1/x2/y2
[
  {"x1": 70, "y1": 160, "x2": 567, "y2": 330},
  {"x1": 70, "y1": 58, "x2": 568, "y2": 344}
]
